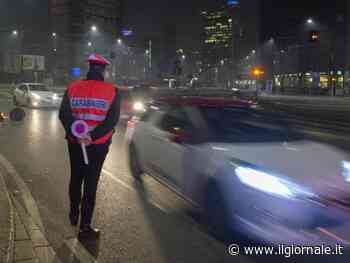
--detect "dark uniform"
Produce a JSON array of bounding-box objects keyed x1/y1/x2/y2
[{"x1": 59, "y1": 53, "x2": 120, "y2": 237}]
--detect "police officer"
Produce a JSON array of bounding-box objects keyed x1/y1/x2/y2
[{"x1": 59, "y1": 53, "x2": 120, "y2": 238}]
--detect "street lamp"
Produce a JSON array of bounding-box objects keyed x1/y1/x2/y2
[
  {"x1": 307, "y1": 18, "x2": 314, "y2": 25},
  {"x1": 117, "y1": 38, "x2": 122, "y2": 45},
  {"x1": 182, "y1": 55, "x2": 186, "y2": 60},
  {"x1": 91, "y1": 25, "x2": 97, "y2": 32},
  {"x1": 52, "y1": 32, "x2": 57, "y2": 37},
  {"x1": 12, "y1": 30, "x2": 18, "y2": 36},
  {"x1": 88, "y1": 41, "x2": 92, "y2": 47}
]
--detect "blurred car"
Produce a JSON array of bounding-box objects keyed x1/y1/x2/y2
[
  {"x1": 119, "y1": 85, "x2": 153, "y2": 120},
  {"x1": 13, "y1": 83, "x2": 62, "y2": 108},
  {"x1": 127, "y1": 97, "x2": 350, "y2": 245}
]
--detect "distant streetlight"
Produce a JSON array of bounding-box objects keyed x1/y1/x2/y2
[
  {"x1": 12, "y1": 30, "x2": 18, "y2": 36},
  {"x1": 307, "y1": 18, "x2": 314, "y2": 25},
  {"x1": 53, "y1": 48, "x2": 57, "y2": 52},
  {"x1": 52, "y1": 32, "x2": 57, "y2": 37},
  {"x1": 220, "y1": 59, "x2": 225, "y2": 65},
  {"x1": 91, "y1": 25, "x2": 97, "y2": 32},
  {"x1": 182, "y1": 55, "x2": 186, "y2": 60},
  {"x1": 145, "y1": 49, "x2": 149, "y2": 55},
  {"x1": 88, "y1": 41, "x2": 92, "y2": 47},
  {"x1": 252, "y1": 49, "x2": 256, "y2": 54},
  {"x1": 117, "y1": 38, "x2": 122, "y2": 45}
]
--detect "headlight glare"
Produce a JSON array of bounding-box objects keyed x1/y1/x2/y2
[
  {"x1": 133, "y1": 102, "x2": 145, "y2": 112},
  {"x1": 235, "y1": 167, "x2": 295, "y2": 198},
  {"x1": 32, "y1": 93, "x2": 41, "y2": 100}
]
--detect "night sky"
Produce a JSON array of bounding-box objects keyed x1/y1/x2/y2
[
  {"x1": 0, "y1": 0, "x2": 48, "y2": 30},
  {"x1": 0, "y1": 0, "x2": 344, "y2": 46},
  {"x1": 123, "y1": 0, "x2": 344, "y2": 46}
]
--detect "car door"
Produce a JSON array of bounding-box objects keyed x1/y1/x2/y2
[{"x1": 148, "y1": 107, "x2": 194, "y2": 190}]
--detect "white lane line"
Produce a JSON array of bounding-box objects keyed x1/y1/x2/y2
[
  {"x1": 64, "y1": 239, "x2": 98, "y2": 263},
  {"x1": 101, "y1": 168, "x2": 171, "y2": 214},
  {"x1": 317, "y1": 227, "x2": 350, "y2": 246},
  {"x1": 102, "y1": 168, "x2": 134, "y2": 192}
]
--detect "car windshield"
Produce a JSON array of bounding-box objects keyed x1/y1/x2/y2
[
  {"x1": 29, "y1": 85, "x2": 50, "y2": 92},
  {"x1": 200, "y1": 107, "x2": 303, "y2": 143}
]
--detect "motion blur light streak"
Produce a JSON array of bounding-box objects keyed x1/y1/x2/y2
[
  {"x1": 235, "y1": 167, "x2": 294, "y2": 198},
  {"x1": 341, "y1": 161, "x2": 350, "y2": 182}
]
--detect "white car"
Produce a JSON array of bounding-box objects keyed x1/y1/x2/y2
[
  {"x1": 127, "y1": 97, "x2": 350, "y2": 245},
  {"x1": 13, "y1": 83, "x2": 62, "y2": 108}
]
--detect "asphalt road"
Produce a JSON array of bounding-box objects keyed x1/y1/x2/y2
[
  {"x1": 1, "y1": 99, "x2": 350, "y2": 263},
  {"x1": 0, "y1": 100, "x2": 245, "y2": 263}
]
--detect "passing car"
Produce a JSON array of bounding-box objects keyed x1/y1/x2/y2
[
  {"x1": 119, "y1": 85, "x2": 153, "y2": 120},
  {"x1": 13, "y1": 83, "x2": 62, "y2": 108},
  {"x1": 127, "y1": 97, "x2": 350, "y2": 245}
]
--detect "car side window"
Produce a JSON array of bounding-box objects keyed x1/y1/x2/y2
[
  {"x1": 158, "y1": 108, "x2": 192, "y2": 133},
  {"x1": 19, "y1": 85, "x2": 26, "y2": 92}
]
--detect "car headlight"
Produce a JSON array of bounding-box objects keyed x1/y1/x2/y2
[
  {"x1": 235, "y1": 166, "x2": 315, "y2": 199},
  {"x1": 341, "y1": 161, "x2": 350, "y2": 182},
  {"x1": 32, "y1": 93, "x2": 41, "y2": 100},
  {"x1": 52, "y1": 93, "x2": 59, "y2": 100},
  {"x1": 133, "y1": 102, "x2": 145, "y2": 112}
]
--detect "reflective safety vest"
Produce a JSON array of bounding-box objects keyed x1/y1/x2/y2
[{"x1": 67, "y1": 80, "x2": 116, "y2": 144}]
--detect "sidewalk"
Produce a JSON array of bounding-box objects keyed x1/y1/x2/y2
[
  {"x1": 0, "y1": 169, "x2": 14, "y2": 263},
  {"x1": 0, "y1": 169, "x2": 62, "y2": 263}
]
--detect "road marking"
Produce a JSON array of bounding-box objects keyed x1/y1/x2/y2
[
  {"x1": 64, "y1": 239, "x2": 98, "y2": 263},
  {"x1": 317, "y1": 227, "x2": 350, "y2": 246},
  {"x1": 102, "y1": 168, "x2": 134, "y2": 192},
  {"x1": 101, "y1": 168, "x2": 171, "y2": 214}
]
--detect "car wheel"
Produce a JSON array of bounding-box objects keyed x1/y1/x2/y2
[
  {"x1": 129, "y1": 143, "x2": 143, "y2": 181},
  {"x1": 205, "y1": 182, "x2": 233, "y2": 241},
  {"x1": 13, "y1": 96, "x2": 19, "y2": 106}
]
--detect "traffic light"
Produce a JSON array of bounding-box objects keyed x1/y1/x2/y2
[{"x1": 309, "y1": 31, "x2": 320, "y2": 42}]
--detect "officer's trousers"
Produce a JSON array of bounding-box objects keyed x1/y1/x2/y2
[{"x1": 68, "y1": 141, "x2": 109, "y2": 227}]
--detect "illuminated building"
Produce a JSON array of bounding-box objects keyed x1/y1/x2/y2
[{"x1": 201, "y1": 8, "x2": 233, "y2": 64}]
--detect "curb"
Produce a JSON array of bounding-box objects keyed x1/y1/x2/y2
[{"x1": 0, "y1": 168, "x2": 15, "y2": 263}]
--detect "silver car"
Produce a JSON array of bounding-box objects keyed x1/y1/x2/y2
[{"x1": 13, "y1": 83, "x2": 62, "y2": 108}]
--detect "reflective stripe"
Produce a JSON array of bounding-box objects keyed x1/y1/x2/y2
[
  {"x1": 88, "y1": 125, "x2": 97, "y2": 132},
  {"x1": 73, "y1": 113, "x2": 106, "y2": 122},
  {"x1": 70, "y1": 98, "x2": 109, "y2": 111}
]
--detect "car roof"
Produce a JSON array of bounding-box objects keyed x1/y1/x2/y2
[
  {"x1": 18, "y1": 83, "x2": 45, "y2": 86},
  {"x1": 154, "y1": 96, "x2": 257, "y2": 108}
]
